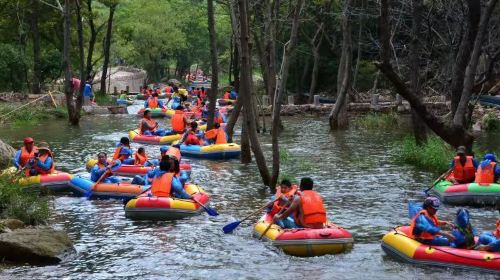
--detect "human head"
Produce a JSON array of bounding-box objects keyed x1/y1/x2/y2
[
  {"x1": 423, "y1": 196, "x2": 441, "y2": 215},
  {"x1": 201, "y1": 87, "x2": 205, "y2": 91},
  {"x1": 190, "y1": 121, "x2": 198, "y2": 130},
  {"x1": 299, "y1": 177, "x2": 314, "y2": 191},
  {"x1": 168, "y1": 156, "x2": 180, "y2": 173},
  {"x1": 484, "y1": 153, "x2": 497, "y2": 162},
  {"x1": 23, "y1": 137, "x2": 34, "y2": 150},
  {"x1": 214, "y1": 122, "x2": 220, "y2": 129},
  {"x1": 280, "y1": 179, "x2": 292, "y2": 192},
  {"x1": 456, "y1": 146, "x2": 466, "y2": 158},
  {"x1": 144, "y1": 108, "x2": 152, "y2": 119},
  {"x1": 37, "y1": 142, "x2": 50, "y2": 155},
  {"x1": 159, "y1": 156, "x2": 171, "y2": 172},
  {"x1": 138, "y1": 147, "x2": 145, "y2": 155},
  {"x1": 97, "y1": 152, "x2": 107, "y2": 164},
  {"x1": 120, "y1": 137, "x2": 130, "y2": 146},
  {"x1": 160, "y1": 146, "x2": 168, "y2": 156}
]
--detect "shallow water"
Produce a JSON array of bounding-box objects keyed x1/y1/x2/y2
[{"x1": 0, "y1": 114, "x2": 499, "y2": 279}]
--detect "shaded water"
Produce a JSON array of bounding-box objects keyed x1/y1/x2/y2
[{"x1": 0, "y1": 114, "x2": 499, "y2": 279}]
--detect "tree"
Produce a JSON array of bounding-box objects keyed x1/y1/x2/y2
[
  {"x1": 206, "y1": 0, "x2": 219, "y2": 130},
  {"x1": 99, "y1": 0, "x2": 118, "y2": 94},
  {"x1": 31, "y1": 0, "x2": 42, "y2": 95}
]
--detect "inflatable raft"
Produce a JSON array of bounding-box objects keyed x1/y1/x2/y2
[
  {"x1": 69, "y1": 177, "x2": 149, "y2": 200},
  {"x1": 253, "y1": 214, "x2": 354, "y2": 257},
  {"x1": 85, "y1": 159, "x2": 192, "y2": 177},
  {"x1": 124, "y1": 184, "x2": 210, "y2": 220},
  {"x1": 2, "y1": 167, "x2": 73, "y2": 192},
  {"x1": 136, "y1": 94, "x2": 168, "y2": 100},
  {"x1": 129, "y1": 129, "x2": 181, "y2": 145},
  {"x1": 178, "y1": 143, "x2": 241, "y2": 159},
  {"x1": 382, "y1": 226, "x2": 500, "y2": 272},
  {"x1": 137, "y1": 108, "x2": 170, "y2": 118},
  {"x1": 116, "y1": 99, "x2": 134, "y2": 106},
  {"x1": 429, "y1": 180, "x2": 500, "y2": 206}
]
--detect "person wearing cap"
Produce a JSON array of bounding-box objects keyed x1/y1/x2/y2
[
  {"x1": 149, "y1": 155, "x2": 190, "y2": 199},
  {"x1": 90, "y1": 152, "x2": 121, "y2": 183},
  {"x1": 13, "y1": 137, "x2": 38, "y2": 170},
  {"x1": 475, "y1": 153, "x2": 500, "y2": 184},
  {"x1": 112, "y1": 137, "x2": 134, "y2": 165},
  {"x1": 449, "y1": 146, "x2": 478, "y2": 184},
  {"x1": 27, "y1": 142, "x2": 54, "y2": 176},
  {"x1": 408, "y1": 196, "x2": 455, "y2": 246}
]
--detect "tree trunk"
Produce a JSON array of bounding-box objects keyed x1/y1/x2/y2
[
  {"x1": 329, "y1": 0, "x2": 353, "y2": 130},
  {"x1": 352, "y1": 0, "x2": 364, "y2": 90},
  {"x1": 270, "y1": 0, "x2": 305, "y2": 189},
  {"x1": 85, "y1": 0, "x2": 99, "y2": 79},
  {"x1": 206, "y1": 0, "x2": 219, "y2": 130},
  {"x1": 308, "y1": 25, "x2": 323, "y2": 104},
  {"x1": 63, "y1": 0, "x2": 76, "y2": 124},
  {"x1": 264, "y1": 0, "x2": 279, "y2": 103},
  {"x1": 30, "y1": 0, "x2": 41, "y2": 95},
  {"x1": 99, "y1": 4, "x2": 116, "y2": 94},
  {"x1": 410, "y1": 0, "x2": 427, "y2": 145},
  {"x1": 237, "y1": 0, "x2": 270, "y2": 186},
  {"x1": 240, "y1": 112, "x2": 252, "y2": 163}
]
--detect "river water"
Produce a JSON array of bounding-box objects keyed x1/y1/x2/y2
[{"x1": 0, "y1": 113, "x2": 499, "y2": 279}]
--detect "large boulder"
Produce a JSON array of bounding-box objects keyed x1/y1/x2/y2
[
  {"x1": 0, "y1": 227, "x2": 75, "y2": 265},
  {"x1": 0, "y1": 139, "x2": 15, "y2": 169}
]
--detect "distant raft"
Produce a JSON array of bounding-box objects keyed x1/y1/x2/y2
[
  {"x1": 124, "y1": 184, "x2": 210, "y2": 220},
  {"x1": 136, "y1": 93, "x2": 168, "y2": 100},
  {"x1": 2, "y1": 167, "x2": 73, "y2": 192},
  {"x1": 429, "y1": 180, "x2": 500, "y2": 206},
  {"x1": 116, "y1": 99, "x2": 134, "y2": 106},
  {"x1": 85, "y1": 159, "x2": 192, "y2": 177},
  {"x1": 382, "y1": 226, "x2": 500, "y2": 272},
  {"x1": 137, "y1": 108, "x2": 171, "y2": 118},
  {"x1": 69, "y1": 177, "x2": 149, "y2": 200},
  {"x1": 129, "y1": 129, "x2": 181, "y2": 145},
  {"x1": 178, "y1": 143, "x2": 241, "y2": 159},
  {"x1": 253, "y1": 213, "x2": 354, "y2": 257}
]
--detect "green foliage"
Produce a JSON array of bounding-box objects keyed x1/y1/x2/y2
[
  {"x1": 0, "y1": 175, "x2": 51, "y2": 225},
  {"x1": 355, "y1": 60, "x2": 378, "y2": 91},
  {"x1": 396, "y1": 136, "x2": 454, "y2": 173},
  {"x1": 482, "y1": 112, "x2": 500, "y2": 131},
  {"x1": 94, "y1": 94, "x2": 114, "y2": 106},
  {"x1": 40, "y1": 48, "x2": 63, "y2": 83},
  {"x1": 0, "y1": 44, "x2": 28, "y2": 91},
  {"x1": 354, "y1": 111, "x2": 399, "y2": 129},
  {"x1": 0, "y1": 103, "x2": 67, "y2": 126}
]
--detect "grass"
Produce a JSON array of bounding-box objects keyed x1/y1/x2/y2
[
  {"x1": 396, "y1": 135, "x2": 454, "y2": 173},
  {"x1": 353, "y1": 111, "x2": 399, "y2": 130},
  {"x1": 482, "y1": 112, "x2": 499, "y2": 131},
  {"x1": 0, "y1": 103, "x2": 67, "y2": 126},
  {"x1": 93, "y1": 94, "x2": 115, "y2": 106},
  {"x1": 0, "y1": 174, "x2": 51, "y2": 225}
]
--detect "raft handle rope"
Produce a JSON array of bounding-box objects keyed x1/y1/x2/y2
[{"x1": 392, "y1": 227, "x2": 500, "y2": 261}]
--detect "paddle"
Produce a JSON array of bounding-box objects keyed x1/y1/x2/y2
[
  {"x1": 222, "y1": 197, "x2": 280, "y2": 234},
  {"x1": 85, "y1": 169, "x2": 110, "y2": 199},
  {"x1": 424, "y1": 168, "x2": 453, "y2": 195},
  {"x1": 258, "y1": 199, "x2": 292, "y2": 240},
  {"x1": 191, "y1": 195, "x2": 219, "y2": 216}
]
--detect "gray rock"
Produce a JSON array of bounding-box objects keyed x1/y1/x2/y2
[
  {"x1": 0, "y1": 139, "x2": 16, "y2": 169},
  {"x1": 0, "y1": 219, "x2": 26, "y2": 233},
  {"x1": 0, "y1": 227, "x2": 75, "y2": 265}
]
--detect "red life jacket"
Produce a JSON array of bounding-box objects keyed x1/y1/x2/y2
[
  {"x1": 224, "y1": 92, "x2": 230, "y2": 99},
  {"x1": 200, "y1": 90, "x2": 206, "y2": 99},
  {"x1": 151, "y1": 172, "x2": 174, "y2": 197},
  {"x1": 409, "y1": 209, "x2": 440, "y2": 240},
  {"x1": 270, "y1": 185, "x2": 298, "y2": 216},
  {"x1": 476, "y1": 162, "x2": 496, "y2": 184},
  {"x1": 296, "y1": 190, "x2": 326, "y2": 228},
  {"x1": 139, "y1": 118, "x2": 157, "y2": 134},
  {"x1": 148, "y1": 97, "x2": 159, "y2": 109},
  {"x1": 134, "y1": 152, "x2": 148, "y2": 165},
  {"x1": 166, "y1": 86, "x2": 172, "y2": 93},
  {"x1": 185, "y1": 131, "x2": 201, "y2": 145},
  {"x1": 452, "y1": 156, "x2": 476, "y2": 183},
  {"x1": 19, "y1": 146, "x2": 38, "y2": 168},
  {"x1": 171, "y1": 110, "x2": 185, "y2": 133},
  {"x1": 214, "y1": 113, "x2": 224, "y2": 124},
  {"x1": 494, "y1": 219, "x2": 500, "y2": 238}
]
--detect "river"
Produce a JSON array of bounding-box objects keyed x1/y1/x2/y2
[{"x1": 0, "y1": 114, "x2": 499, "y2": 279}]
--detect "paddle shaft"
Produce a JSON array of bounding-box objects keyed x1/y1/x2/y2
[
  {"x1": 240, "y1": 197, "x2": 281, "y2": 224},
  {"x1": 258, "y1": 200, "x2": 290, "y2": 240},
  {"x1": 191, "y1": 195, "x2": 216, "y2": 215},
  {"x1": 425, "y1": 168, "x2": 453, "y2": 193},
  {"x1": 90, "y1": 169, "x2": 110, "y2": 192}
]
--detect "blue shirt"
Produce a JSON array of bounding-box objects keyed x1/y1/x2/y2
[
  {"x1": 12, "y1": 150, "x2": 23, "y2": 169},
  {"x1": 83, "y1": 83, "x2": 93, "y2": 97},
  {"x1": 90, "y1": 160, "x2": 121, "y2": 182},
  {"x1": 413, "y1": 213, "x2": 441, "y2": 236},
  {"x1": 115, "y1": 143, "x2": 132, "y2": 159}
]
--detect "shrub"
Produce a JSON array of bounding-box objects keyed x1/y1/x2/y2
[
  {"x1": 482, "y1": 112, "x2": 499, "y2": 131},
  {"x1": 396, "y1": 136, "x2": 454, "y2": 173},
  {"x1": 354, "y1": 111, "x2": 399, "y2": 130}
]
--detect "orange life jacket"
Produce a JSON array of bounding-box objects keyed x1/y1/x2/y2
[
  {"x1": 297, "y1": 190, "x2": 326, "y2": 228},
  {"x1": 134, "y1": 152, "x2": 148, "y2": 165},
  {"x1": 166, "y1": 147, "x2": 181, "y2": 161},
  {"x1": 166, "y1": 86, "x2": 172, "y2": 93},
  {"x1": 205, "y1": 128, "x2": 227, "y2": 144},
  {"x1": 171, "y1": 110, "x2": 185, "y2": 133},
  {"x1": 19, "y1": 146, "x2": 38, "y2": 168},
  {"x1": 270, "y1": 185, "x2": 298, "y2": 216},
  {"x1": 113, "y1": 146, "x2": 129, "y2": 161},
  {"x1": 139, "y1": 118, "x2": 157, "y2": 134},
  {"x1": 494, "y1": 219, "x2": 500, "y2": 238},
  {"x1": 96, "y1": 159, "x2": 112, "y2": 169},
  {"x1": 475, "y1": 162, "x2": 496, "y2": 184},
  {"x1": 409, "y1": 209, "x2": 440, "y2": 240},
  {"x1": 148, "y1": 97, "x2": 159, "y2": 109},
  {"x1": 214, "y1": 113, "x2": 224, "y2": 124},
  {"x1": 184, "y1": 131, "x2": 201, "y2": 145},
  {"x1": 224, "y1": 92, "x2": 230, "y2": 99},
  {"x1": 31, "y1": 152, "x2": 55, "y2": 175},
  {"x1": 453, "y1": 156, "x2": 476, "y2": 183},
  {"x1": 151, "y1": 172, "x2": 174, "y2": 197}
]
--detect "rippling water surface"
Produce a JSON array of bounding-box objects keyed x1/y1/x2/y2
[{"x1": 1, "y1": 114, "x2": 499, "y2": 279}]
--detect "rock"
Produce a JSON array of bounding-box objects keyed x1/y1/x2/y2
[
  {"x1": 0, "y1": 139, "x2": 16, "y2": 169},
  {"x1": 0, "y1": 227, "x2": 75, "y2": 265},
  {"x1": 0, "y1": 219, "x2": 26, "y2": 233}
]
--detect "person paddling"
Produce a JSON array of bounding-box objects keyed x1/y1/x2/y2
[
  {"x1": 475, "y1": 153, "x2": 500, "y2": 184},
  {"x1": 267, "y1": 179, "x2": 298, "y2": 228},
  {"x1": 150, "y1": 156, "x2": 190, "y2": 199},
  {"x1": 13, "y1": 137, "x2": 38, "y2": 170},
  {"x1": 26, "y1": 142, "x2": 55, "y2": 176},
  {"x1": 477, "y1": 204, "x2": 500, "y2": 251},
  {"x1": 113, "y1": 137, "x2": 134, "y2": 165},
  {"x1": 90, "y1": 152, "x2": 121, "y2": 183},
  {"x1": 204, "y1": 122, "x2": 227, "y2": 145},
  {"x1": 272, "y1": 177, "x2": 327, "y2": 229},
  {"x1": 449, "y1": 146, "x2": 478, "y2": 184}
]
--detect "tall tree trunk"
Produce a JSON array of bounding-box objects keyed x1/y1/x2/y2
[
  {"x1": 352, "y1": 0, "x2": 364, "y2": 90},
  {"x1": 85, "y1": 0, "x2": 99, "y2": 79},
  {"x1": 240, "y1": 113, "x2": 251, "y2": 163},
  {"x1": 30, "y1": 0, "x2": 42, "y2": 95},
  {"x1": 329, "y1": 0, "x2": 353, "y2": 130},
  {"x1": 99, "y1": 4, "x2": 116, "y2": 94},
  {"x1": 206, "y1": 0, "x2": 219, "y2": 130},
  {"x1": 410, "y1": 0, "x2": 427, "y2": 145},
  {"x1": 70, "y1": 0, "x2": 85, "y2": 125},
  {"x1": 264, "y1": 0, "x2": 279, "y2": 103},
  {"x1": 270, "y1": 0, "x2": 305, "y2": 189},
  {"x1": 237, "y1": 0, "x2": 270, "y2": 186},
  {"x1": 226, "y1": 0, "x2": 242, "y2": 141},
  {"x1": 63, "y1": 0, "x2": 76, "y2": 123},
  {"x1": 308, "y1": 25, "x2": 323, "y2": 104}
]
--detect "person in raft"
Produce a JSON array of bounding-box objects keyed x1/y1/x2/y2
[
  {"x1": 144, "y1": 92, "x2": 165, "y2": 109},
  {"x1": 204, "y1": 122, "x2": 227, "y2": 145},
  {"x1": 449, "y1": 146, "x2": 478, "y2": 184},
  {"x1": 476, "y1": 204, "x2": 500, "y2": 251},
  {"x1": 180, "y1": 122, "x2": 204, "y2": 146},
  {"x1": 475, "y1": 153, "x2": 500, "y2": 184},
  {"x1": 267, "y1": 179, "x2": 298, "y2": 228},
  {"x1": 13, "y1": 137, "x2": 38, "y2": 170},
  {"x1": 134, "y1": 147, "x2": 149, "y2": 166},
  {"x1": 90, "y1": 152, "x2": 121, "y2": 183},
  {"x1": 139, "y1": 108, "x2": 168, "y2": 136},
  {"x1": 272, "y1": 177, "x2": 327, "y2": 229},
  {"x1": 409, "y1": 196, "x2": 455, "y2": 246},
  {"x1": 113, "y1": 137, "x2": 134, "y2": 165},
  {"x1": 26, "y1": 142, "x2": 55, "y2": 176},
  {"x1": 150, "y1": 155, "x2": 190, "y2": 199},
  {"x1": 170, "y1": 105, "x2": 189, "y2": 135}
]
